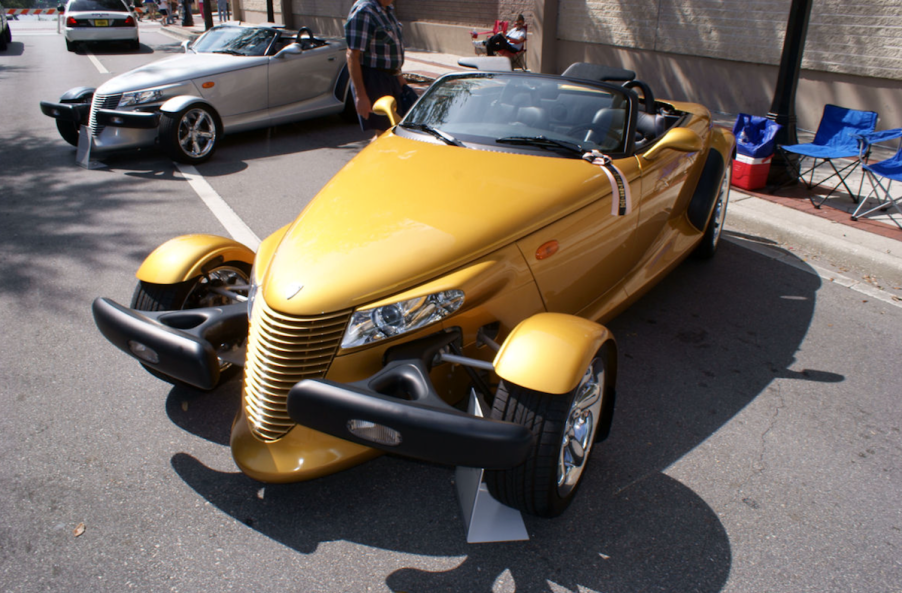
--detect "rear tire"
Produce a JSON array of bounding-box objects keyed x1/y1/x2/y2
[
  {"x1": 130, "y1": 262, "x2": 251, "y2": 388},
  {"x1": 0, "y1": 27, "x2": 10, "y2": 50},
  {"x1": 340, "y1": 85, "x2": 357, "y2": 123},
  {"x1": 693, "y1": 161, "x2": 731, "y2": 260},
  {"x1": 65, "y1": 39, "x2": 76, "y2": 52},
  {"x1": 485, "y1": 350, "x2": 608, "y2": 517}
]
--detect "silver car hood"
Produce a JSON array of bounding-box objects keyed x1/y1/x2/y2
[{"x1": 96, "y1": 53, "x2": 267, "y2": 95}]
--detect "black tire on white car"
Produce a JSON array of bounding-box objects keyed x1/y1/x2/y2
[{"x1": 56, "y1": 92, "x2": 93, "y2": 147}]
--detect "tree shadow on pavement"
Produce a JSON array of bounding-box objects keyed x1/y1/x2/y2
[{"x1": 167, "y1": 239, "x2": 833, "y2": 592}]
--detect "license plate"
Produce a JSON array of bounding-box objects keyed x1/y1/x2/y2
[{"x1": 94, "y1": 19, "x2": 109, "y2": 26}]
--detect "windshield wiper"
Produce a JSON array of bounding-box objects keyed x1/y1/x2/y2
[
  {"x1": 400, "y1": 123, "x2": 464, "y2": 147},
  {"x1": 496, "y1": 135, "x2": 585, "y2": 156},
  {"x1": 212, "y1": 49, "x2": 244, "y2": 56}
]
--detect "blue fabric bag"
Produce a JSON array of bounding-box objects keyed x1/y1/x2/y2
[{"x1": 733, "y1": 114, "x2": 782, "y2": 159}]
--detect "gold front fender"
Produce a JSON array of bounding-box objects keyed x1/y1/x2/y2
[
  {"x1": 135, "y1": 234, "x2": 256, "y2": 285},
  {"x1": 493, "y1": 313, "x2": 614, "y2": 395}
]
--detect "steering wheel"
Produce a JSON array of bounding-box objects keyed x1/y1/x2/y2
[{"x1": 623, "y1": 80, "x2": 655, "y2": 113}]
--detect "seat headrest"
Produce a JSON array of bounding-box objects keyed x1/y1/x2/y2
[{"x1": 562, "y1": 63, "x2": 636, "y2": 83}]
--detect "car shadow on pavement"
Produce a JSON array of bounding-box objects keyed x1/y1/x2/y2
[
  {"x1": 74, "y1": 42, "x2": 153, "y2": 55},
  {"x1": 167, "y1": 240, "x2": 835, "y2": 592}
]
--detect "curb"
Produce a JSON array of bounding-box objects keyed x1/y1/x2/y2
[{"x1": 726, "y1": 192, "x2": 902, "y2": 286}]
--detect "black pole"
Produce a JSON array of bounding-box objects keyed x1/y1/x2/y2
[
  {"x1": 266, "y1": 0, "x2": 274, "y2": 22},
  {"x1": 203, "y1": 0, "x2": 214, "y2": 30},
  {"x1": 767, "y1": 0, "x2": 814, "y2": 185}
]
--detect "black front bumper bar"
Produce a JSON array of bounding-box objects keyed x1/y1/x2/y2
[
  {"x1": 287, "y1": 357, "x2": 535, "y2": 470},
  {"x1": 94, "y1": 298, "x2": 534, "y2": 469},
  {"x1": 40, "y1": 100, "x2": 90, "y2": 123},
  {"x1": 40, "y1": 101, "x2": 161, "y2": 129},
  {"x1": 92, "y1": 298, "x2": 247, "y2": 390}
]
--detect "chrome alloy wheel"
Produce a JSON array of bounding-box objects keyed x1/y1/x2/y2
[
  {"x1": 557, "y1": 357, "x2": 604, "y2": 497},
  {"x1": 177, "y1": 108, "x2": 217, "y2": 160}
]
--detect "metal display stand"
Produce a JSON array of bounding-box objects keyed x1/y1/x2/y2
[
  {"x1": 76, "y1": 125, "x2": 105, "y2": 169},
  {"x1": 455, "y1": 392, "x2": 529, "y2": 543}
]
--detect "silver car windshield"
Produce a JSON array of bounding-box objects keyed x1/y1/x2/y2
[
  {"x1": 192, "y1": 26, "x2": 278, "y2": 57},
  {"x1": 68, "y1": 0, "x2": 128, "y2": 11},
  {"x1": 402, "y1": 73, "x2": 631, "y2": 154}
]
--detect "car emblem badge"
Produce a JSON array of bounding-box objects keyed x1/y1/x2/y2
[{"x1": 286, "y1": 283, "x2": 304, "y2": 300}]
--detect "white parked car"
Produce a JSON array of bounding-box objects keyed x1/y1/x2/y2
[{"x1": 62, "y1": 0, "x2": 139, "y2": 52}]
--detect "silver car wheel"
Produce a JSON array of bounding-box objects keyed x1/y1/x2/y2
[
  {"x1": 557, "y1": 357, "x2": 604, "y2": 498},
  {"x1": 177, "y1": 107, "x2": 217, "y2": 159}
]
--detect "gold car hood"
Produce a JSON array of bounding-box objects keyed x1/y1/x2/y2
[{"x1": 260, "y1": 134, "x2": 619, "y2": 314}]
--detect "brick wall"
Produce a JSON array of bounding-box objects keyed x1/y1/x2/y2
[{"x1": 558, "y1": 0, "x2": 902, "y2": 82}]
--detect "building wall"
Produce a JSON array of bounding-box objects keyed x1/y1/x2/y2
[
  {"x1": 233, "y1": 0, "x2": 902, "y2": 129},
  {"x1": 557, "y1": 0, "x2": 902, "y2": 82}
]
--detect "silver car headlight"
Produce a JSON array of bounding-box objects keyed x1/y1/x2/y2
[
  {"x1": 341, "y1": 290, "x2": 465, "y2": 349},
  {"x1": 119, "y1": 89, "x2": 165, "y2": 107}
]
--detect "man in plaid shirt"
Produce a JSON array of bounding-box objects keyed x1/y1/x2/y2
[{"x1": 345, "y1": 0, "x2": 411, "y2": 133}]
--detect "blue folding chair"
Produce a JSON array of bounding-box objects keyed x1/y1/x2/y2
[
  {"x1": 778, "y1": 104, "x2": 878, "y2": 208},
  {"x1": 851, "y1": 128, "x2": 902, "y2": 229}
]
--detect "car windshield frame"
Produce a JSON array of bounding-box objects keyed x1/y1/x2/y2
[
  {"x1": 68, "y1": 0, "x2": 130, "y2": 12},
  {"x1": 191, "y1": 25, "x2": 280, "y2": 57},
  {"x1": 398, "y1": 72, "x2": 637, "y2": 158}
]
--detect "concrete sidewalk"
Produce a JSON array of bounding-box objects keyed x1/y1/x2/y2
[{"x1": 156, "y1": 23, "x2": 902, "y2": 286}]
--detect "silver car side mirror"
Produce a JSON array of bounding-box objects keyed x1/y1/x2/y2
[{"x1": 275, "y1": 44, "x2": 303, "y2": 59}]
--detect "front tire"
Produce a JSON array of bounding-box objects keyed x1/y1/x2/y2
[
  {"x1": 130, "y1": 262, "x2": 251, "y2": 388},
  {"x1": 693, "y1": 162, "x2": 731, "y2": 260},
  {"x1": 159, "y1": 104, "x2": 221, "y2": 164},
  {"x1": 485, "y1": 351, "x2": 608, "y2": 517},
  {"x1": 56, "y1": 92, "x2": 93, "y2": 147}
]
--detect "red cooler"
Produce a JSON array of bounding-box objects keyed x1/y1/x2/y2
[{"x1": 732, "y1": 153, "x2": 772, "y2": 190}]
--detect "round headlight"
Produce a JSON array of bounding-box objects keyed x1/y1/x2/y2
[{"x1": 373, "y1": 304, "x2": 405, "y2": 335}]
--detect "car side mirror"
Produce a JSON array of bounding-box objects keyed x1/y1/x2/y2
[
  {"x1": 641, "y1": 127, "x2": 704, "y2": 161},
  {"x1": 275, "y1": 44, "x2": 303, "y2": 58},
  {"x1": 373, "y1": 95, "x2": 400, "y2": 127}
]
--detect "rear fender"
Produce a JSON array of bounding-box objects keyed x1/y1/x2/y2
[
  {"x1": 494, "y1": 312, "x2": 614, "y2": 395},
  {"x1": 686, "y1": 134, "x2": 732, "y2": 231},
  {"x1": 136, "y1": 234, "x2": 256, "y2": 285}
]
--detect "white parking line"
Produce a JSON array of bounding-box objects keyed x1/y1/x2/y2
[
  {"x1": 175, "y1": 163, "x2": 261, "y2": 251},
  {"x1": 85, "y1": 49, "x2": 109, "y2": 74}
]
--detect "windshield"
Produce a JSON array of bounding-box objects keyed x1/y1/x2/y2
[
  {"x1": 191, "y1": 26, "x2": 278, "y2": 57},
  {"x1": 402, "y1": 73, "x2": 631, "y2": 154},
  {"x1": 69, "y1": 0, "x2": 129, "y2": 11}
]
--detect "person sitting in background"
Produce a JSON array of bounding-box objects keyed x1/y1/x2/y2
[{"x1": 486, "y1": 14, "x2": 526, "y2": 56}]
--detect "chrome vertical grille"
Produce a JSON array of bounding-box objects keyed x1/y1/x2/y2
[
  {"x1": 243, "y1": 299, "x2": 351, "y2": 442},
  {"x1": 89, "y1": 93, "x2": 122, "y2": 137}
]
